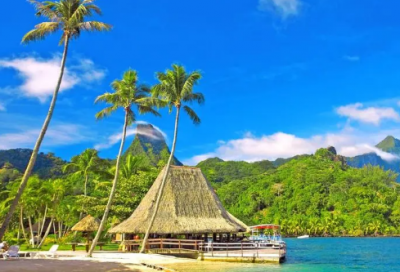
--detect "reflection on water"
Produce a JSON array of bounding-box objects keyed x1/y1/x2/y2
[{"x1": 162, "y1": 238, "x2": 400, "y2": 272}]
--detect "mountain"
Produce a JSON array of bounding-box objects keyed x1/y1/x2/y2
[
  {"x1": 122, "y1": 124, "x2": 182, "y2": 167},
  {"x1": 197, "y1": 157, "x2": 275, "y2": 184},
  {"x1": 346, "y1": 136, "x2": 400, "y2": 175},
  {"x1": 0, "y1": 149, "x2": 66, "y2": 179},
  {"x1": 376, "y1": 135, "x2": 400, "y2": 154},
  {"x1": 216, "y1": 147, "x2": 400, "y2": 236}
]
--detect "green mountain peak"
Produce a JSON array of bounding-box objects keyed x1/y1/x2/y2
[
  {"x1": 376, "y1": 135, "x2": 400, "y2": 154},
  {"x1": 122, "y1": 124, "x2": 182, "y2": 166}
]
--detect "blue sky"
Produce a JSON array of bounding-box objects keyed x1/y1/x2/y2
[{"x1": 2, "y1": 0, "x2": 400, "y2": 165}]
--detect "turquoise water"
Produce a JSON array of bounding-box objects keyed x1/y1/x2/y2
[{"x1": 165, "y1": 238, "x2": 400, "y2": 271}]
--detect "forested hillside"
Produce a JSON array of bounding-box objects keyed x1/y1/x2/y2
[
  {"x1": 0, "y1": 149, "x2": 65, "y2": 179},
  {"x1": 197, "y1": 158, "x2": 275, "y2": 184},
  {"x1": 213, "y1": 148, "x2": 400, "y2": 236}
]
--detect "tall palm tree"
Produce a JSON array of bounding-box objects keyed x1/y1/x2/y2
[
  {"x1": 140, "y1": 64, "x2": 204, "y2": 253},
  {"x1": 63, "y1": 148, "x2": 100, "y2": 197},
  {"x1": 0, "y1": 0, "x2": 111, "y2": 240},
  {"x1": 87, "y1": 70, "x2": 160, "y2": 257}
]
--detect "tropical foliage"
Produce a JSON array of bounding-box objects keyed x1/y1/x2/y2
[{"x1": 213, "y1": 148, "x2": 400, "y2": 237}]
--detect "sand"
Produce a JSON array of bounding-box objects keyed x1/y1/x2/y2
[{"x1": 0, "y1": 252, "x2": 191, "y2": 272}]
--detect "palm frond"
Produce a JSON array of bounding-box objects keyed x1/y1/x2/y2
[
  {"x1": 28, "y1": 0, "x2": 59, "y2": 20},
  {"x1": 22, "y1": 22, "x2": 60, "y2": 44},
  {"x1": 78, "y1": 21, "x2": 112, "y2": 32},
  {"x1": 137, "y1": 105, "x2": 161, "y2": 117},
  {"x1": 183, "y1": 92, "x2": 205, "y2": 105},
  {"x1": 95, "y1": 92, "x2": 121, "y2": 105},
  {"x1": 95, "y1": 105, "x2": 119, "y2": 120},
  {"x1": 183, "y1": 105, "x2": 201, "y2": 125},
  {"x1": 181, "y1": 71, "x2": 202, "y2": 97}
]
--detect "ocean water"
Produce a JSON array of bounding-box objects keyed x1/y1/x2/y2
[{"x1": 164, "y1": 238, "x2": 400, "y2": 272}]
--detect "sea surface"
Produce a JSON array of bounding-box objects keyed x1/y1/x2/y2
[{"x1": 164, "y1": 238, "x2": 400, "y2": 272}]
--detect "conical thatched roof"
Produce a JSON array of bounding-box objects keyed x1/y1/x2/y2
[
  {"x1": 71, "y1": 215, "x2": 100, "y2": 232},
  {"x1": 109, "y1": 166, "x2": 248, "y2": 234}
]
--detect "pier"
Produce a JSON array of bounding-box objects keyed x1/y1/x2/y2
[{"x1": 119, "y1": 238, "x2": 286, "y2": 263}]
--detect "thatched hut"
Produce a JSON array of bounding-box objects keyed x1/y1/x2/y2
[
  {"x1": 109, "y1": 166, "x2": 247, "y2": 238},
  {"x1": 71, "y1": 215, "x2": 100, "y2": 252},
  {"x1": 71, "y1": 215, "x2": 100, "y2": 232}
]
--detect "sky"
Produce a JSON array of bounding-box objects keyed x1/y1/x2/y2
[{"x1": 2, "y1": 0, "x2": 400, "y2": 165}]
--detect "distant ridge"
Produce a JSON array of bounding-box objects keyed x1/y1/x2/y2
[
  {"x1": 122, "y1": 124, "x2": 182, "y2": 167},
  {"x1": 0, "y1": 148, "x2": 65, "y2": 178}
]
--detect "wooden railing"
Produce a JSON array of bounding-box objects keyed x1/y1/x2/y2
[
  {"x1": 198, "y1": 241, "x2": 286, "y2": 258},
  {"x1": 120, "y1": 239, "x2": 203, "y2": 252},
  {"x1": 120, "y1": 238, "x2": 286, "y2": 258}
]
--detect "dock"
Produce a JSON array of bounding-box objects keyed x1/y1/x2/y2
[{"x1": 120, "y1": 239, "x2": 286, "y2": 263}]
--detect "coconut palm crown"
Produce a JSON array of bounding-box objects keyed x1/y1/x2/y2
[
  {"x1": 151, "y1": 64, "x2": 204, "y2": 124},
  {"x1": 22, "y1": 0, "x2": 111, "y2": 44}
]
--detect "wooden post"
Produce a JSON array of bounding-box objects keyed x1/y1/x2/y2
[
  {"x1": 241, "y1": 241, "x2": 243, "y2": 257},
  {"x1": 195, "y1": 240, "x2": 197, "y2": 251},
  {"x1": 211, "y1": 242, "x2": 214, "y2": 257},
  {"x1": 160, "y1": 239, "x2": 163, "y2": 249},
  {"x1": 226, "y1": 242, "x2": 228, "y2": 257},
  {"x1": 179, "y1": 240, "x2": 181, "y2": 253}
]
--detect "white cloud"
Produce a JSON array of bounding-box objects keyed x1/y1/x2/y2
[
  {"x1": 0, "y1": 124, "x2": 91, "y2": 150},
  {"x1": 259, "y1": 0, "x2": 302, "y2": 18},
  {"x1": 0, "y1": 102, "x2": 5, "y2": 111},
  {"x1": 94, "y1": 122, "x2": 167, "y2": 150},
  {"x1": 344, "y1": 55, "x2": 360, "y2": 62},
  {"x1": 0, "y1": 55, "x2": 106, "y2": 103},
  {"x1": 336, "y1": 103, "x2": 400, "y2": 125},
  {"x1": 183, "y1": 129, "x2": 399, "y2": 165}
]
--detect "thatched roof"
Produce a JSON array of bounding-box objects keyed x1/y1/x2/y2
[
  {"x1": 109, "y1": 166, "x2": 248, "y2": 234},
  {"x1": 71, "y1": 215, "x2": 100, "y2": 232}
]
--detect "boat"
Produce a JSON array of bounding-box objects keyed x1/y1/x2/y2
[{"x1": 297, "y1": 235, "x2": 310, "y2": 239}]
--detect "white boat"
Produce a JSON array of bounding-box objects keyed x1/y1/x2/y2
[{"x1": 297, "y1": 235, "x2": 310, "y2": 239}]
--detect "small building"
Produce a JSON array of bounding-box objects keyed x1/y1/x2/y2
[
  {"x1": 109, "y1": 166, "x2": 285, "y2": 263},
  {"x1": 110, "y1": 166, "x2": 247, "y2": 238}
]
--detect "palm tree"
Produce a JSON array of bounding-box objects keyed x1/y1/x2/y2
[
  {"x1": 120, "y1": 154, "x2": 149, "y2": 179},
  {"x1": 140, "y1": 64, "x2": 204, "y2": 253},
  {"x1": 63, "y1": 149, "x2": 100, "y2": 197},
  {"x1": 0, "y1": 0, "x2": 111, "y2": 240},
  {"x1": 87, "y1": 70, "x2": 160, "y2": 257}
]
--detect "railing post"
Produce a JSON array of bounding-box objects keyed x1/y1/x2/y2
[
  {"x1": 211, "y1": 242, "x2": 214, "y2": 257},
  {"x1": 241, "y1": 241, "x2": 243, "y2": 257},
  {"x1": 160, "y1": 239, "x2": 163, "y2": 249},
  {"x1": 195, "y1": 240, "x2": 197, "y2": 251},
  {"x1": 179, "y1": 240, "x2": 181, "y2": 253},
  {"x1": 226, "y1": 243, "x2": 228, "y2": 257}
]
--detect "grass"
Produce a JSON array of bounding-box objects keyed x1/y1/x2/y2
[{"x1": 19, "y1": 243, "x2": 119, "y2": 251}]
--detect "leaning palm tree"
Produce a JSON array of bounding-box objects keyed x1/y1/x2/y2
[
  {"x1": 63, "y1": 148, "x2": 100, "y2": 197},
  {"x1": 140, "y1": 64, "x2": 204, "y2": 253},
  {"x1": 87, "y1": 70, "x2": 160, "y2": 257},
  {"x1": 0, "y1": 0, "x2": 111, "y2": 240}
]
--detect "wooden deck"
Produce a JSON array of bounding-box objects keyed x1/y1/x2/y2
[{"x1": 119, "y1": 239, "x2": 286, "y2": 263}]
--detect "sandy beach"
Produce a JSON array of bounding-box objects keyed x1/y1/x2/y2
[{"x1": 0, "y1": 252, "x2": 196, "y2": 272}]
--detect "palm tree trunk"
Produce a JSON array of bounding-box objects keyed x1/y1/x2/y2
[
  {"x1": 0, "y1": 37, "x2": 70, "y2": 241},
  {"x1": 84, "y1": 174, "x2": 89, "y2": 197},
  {"x1": 28, "y1": 217, "x2": 35, "y2": 248},
  {"x1": 140, "y1": 106, "x2": 181, "y2": 253},
  {"x1": 20, "y1": 207, "x2": 27, "y2": 242},
  {"x1": 38, "y1": 218, "x2": 53, "y2": 248},
  {"x1": 87, "y1": 111, "x2": 129, "y2": 257}
]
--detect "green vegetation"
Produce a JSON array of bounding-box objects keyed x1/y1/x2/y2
[
  {"x1": 88, "y1": 69, "x2": 160, "y2": 256},
  {"x1": 0, "y1": 0, "x2": 111, "y2": 241},
  {"x1": 214, "y1": 147, "x2": 400, "y2": 237},
  {"x1": 197, "y1": 158, "x2": 274, "y2": 185},
  {"x1": 0, "y1": 149, "x2": 65, "y2": 179}
]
